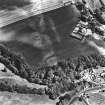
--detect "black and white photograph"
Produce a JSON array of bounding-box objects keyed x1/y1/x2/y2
[{"x1": 0, "y1": 0, "x2": 105, "y2": 105}]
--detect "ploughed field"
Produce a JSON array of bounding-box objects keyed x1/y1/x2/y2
[
  {"x1": 0, "y1": 0, "x2": 105, "y2": 105},
  {"x1": 0, "y1": 5, "x2": 99, "y2": 66}
]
